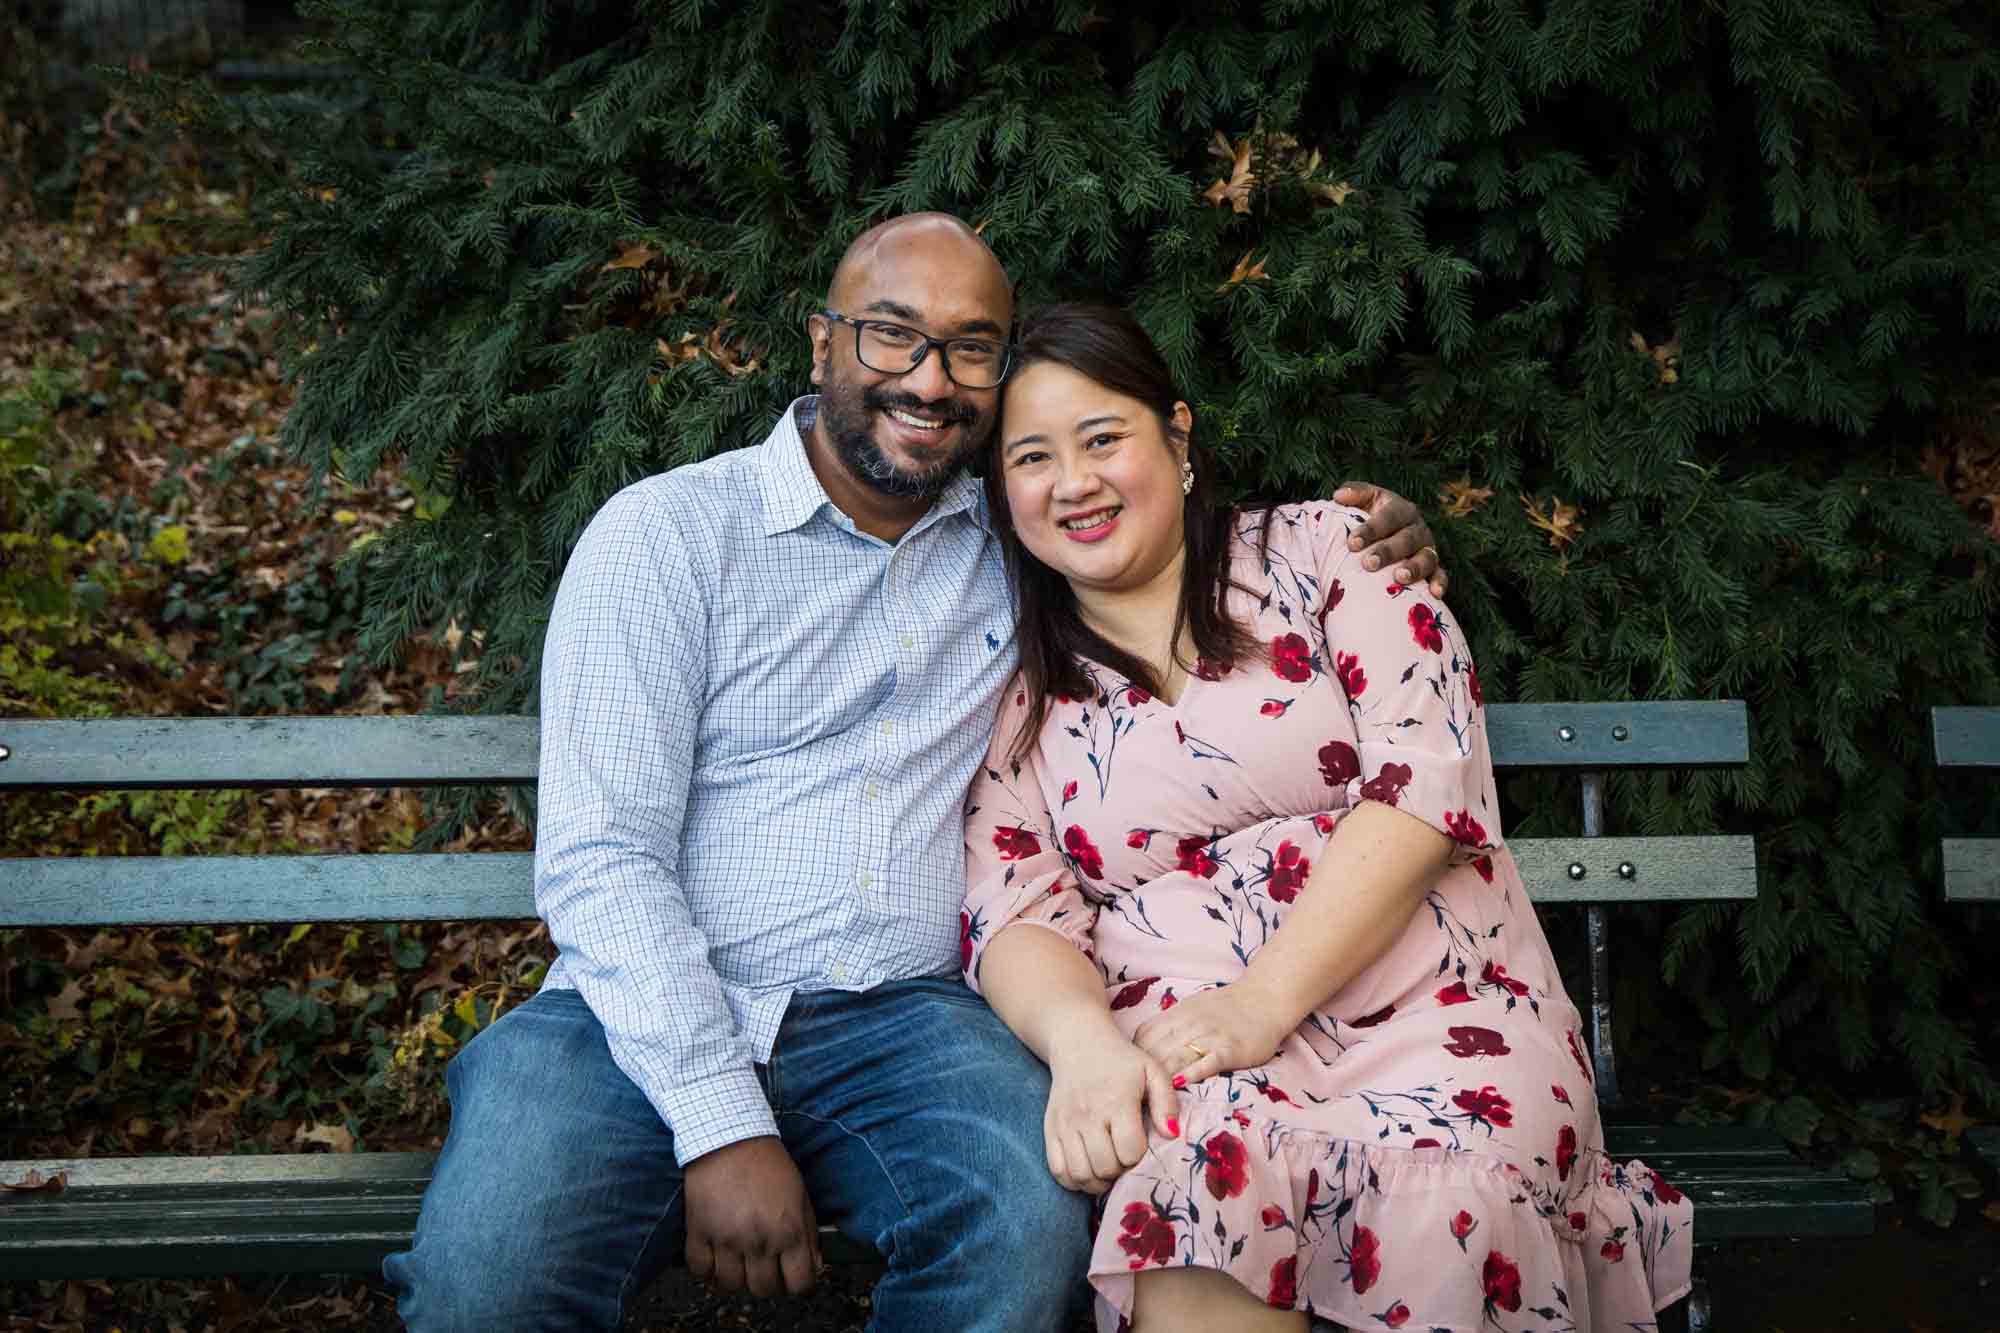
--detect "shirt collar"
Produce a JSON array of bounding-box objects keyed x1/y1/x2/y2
[{"x1": 758, "y1": 395, "x2": 991, "y2": 539}]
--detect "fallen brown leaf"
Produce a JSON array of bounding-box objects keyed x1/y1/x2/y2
[
  {"x1": 1202, "y1": 132, "x2": 1256, "y2": 214},
  {"x1": 1521, "y1": 493, "x2": 1585, "y2": 550},
  {"x1": 1217, "y1": 250, "x2": 1270, "y2": 294},
  {"x1": 600, "y1": 242, "x2": 657, "y2": 272},
  {"x1": 3, "y1": 1168, "x2": 69, "y2": 1193},
  {"x1": 1440, "y1": 476, "x2": 1496, "y2": 517}
]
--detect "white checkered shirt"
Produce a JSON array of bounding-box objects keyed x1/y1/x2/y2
[{"x1": 535, "y1": 397, "x2": 1018, "y2": 1164}]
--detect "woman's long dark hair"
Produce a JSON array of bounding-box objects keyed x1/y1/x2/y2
[{"x1": 986, "y1": 303, "x2": 1274, "y2": 760}]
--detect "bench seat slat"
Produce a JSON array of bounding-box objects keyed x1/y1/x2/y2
[
  {"x1": 1940, "y1": 838, "x2": 2000, "y2": 902},
  {"x1": 3, "y1": 853, "x2": 537, "y2": 926},
  {"x1": 0, "y1": 703, "x2": 1751, "y2": 793},
  {"x1": 2, "y1": 836, "x2": 1756, "y2": 928}
]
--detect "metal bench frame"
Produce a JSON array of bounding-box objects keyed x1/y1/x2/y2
[{"x1": 0, "y1": 704, "x2": 1874, "y2": 1320}]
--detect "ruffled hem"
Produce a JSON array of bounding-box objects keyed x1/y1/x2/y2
[{"x1": 1088, "y1": 1098, "x2": 1691, "y2": 1333}]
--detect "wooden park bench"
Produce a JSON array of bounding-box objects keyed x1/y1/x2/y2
[
  {"x1": 1933, "y1": 705, "x2": 2000, "y2": 1177},
  {"x1": 0, "y1": 703, "x2": 1872, "y2": 1326}
]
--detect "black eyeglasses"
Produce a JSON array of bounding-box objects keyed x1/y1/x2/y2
[{"x1": 820, "y1": 310, "x2": 1015, "y2": 389}]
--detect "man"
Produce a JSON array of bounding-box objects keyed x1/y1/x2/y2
[{"x1": 383, "y1": 213, "x2": 1446, "y2": 1330}]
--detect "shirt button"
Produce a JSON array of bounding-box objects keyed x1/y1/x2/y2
[
  {"x1": 857, "y1": 872, "x2": 874, "y2": 889},
  {"x1": 830, "y1": 963, "x2": 848, "y2": 982},
  {"x1": 881, "y1": 720, "x2": 896, "y2": 737},
  {"x1": 899, "y1": 633, "x2": 915, "y2": 650},
  {"x1": 864, "y1": 781, "x2": 881, "y2": 801}
]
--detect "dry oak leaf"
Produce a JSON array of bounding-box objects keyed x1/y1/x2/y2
[
  {"x1": 1441, "y1": 476, "x2": 1496, "y2": 517},
  {"x1": 601, "y1": 243, "x2": 658, "y2": 272},
  {"x1": 46, "y1": 978, "x2": 87, "y2": 1022},
  {"x1": 1917, "y1": 1094, "x2": 1976, "y2": 1139},
  {"x1": 1629, "y1": 330, "x2": 1681, "y2": 385},
  {"x1": 1203, "y1": 132, "x2": 1256, "y2": 214},
  {"x1": 1217, "y1": 250, "x2": 1270, "y2": 294},
  {"x1": 2, "y1": 1168, "x2": 68, "y2": 1194},
  {"x1": 298, "y1": 1122, "x2": 357, "y2": 1154},
  {"x1": 1520, "y1": 493, "x2": 1585, "y2": 550}
]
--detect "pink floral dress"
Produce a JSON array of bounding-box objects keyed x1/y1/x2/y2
[{"x1": 962, "y1": 502, "x2": 1693, "y2": 1332}]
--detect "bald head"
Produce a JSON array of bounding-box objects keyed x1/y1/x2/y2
[{"x1": 827, "y1": 212, "x2": 1012, "y2": 324}]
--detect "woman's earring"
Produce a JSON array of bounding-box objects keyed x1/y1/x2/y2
[{"x1": 1179, "y1": 460, "x2": 1195, "y2": 496}]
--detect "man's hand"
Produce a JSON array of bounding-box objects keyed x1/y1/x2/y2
[
  {"x1": 684, "y1": 1137, "x2": 822, "y2": 1297},
  {"x1": 1043, "y1": 1028, "x2": 1179, "y2": 1195},
  {"x1": 1334, "y1": 481, "x2": 1449, "y2": 598}
]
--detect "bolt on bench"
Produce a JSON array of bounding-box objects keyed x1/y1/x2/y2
[{"x1": 0, "y1": 704, "x2": 1871, "y2": 1320}]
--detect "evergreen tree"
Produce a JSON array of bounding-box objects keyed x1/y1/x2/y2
[{"x1": 192, "y1": 0, "x2": 2000, "y2": 1102}]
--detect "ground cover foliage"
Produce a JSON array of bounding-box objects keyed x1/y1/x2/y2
[{"x1": 3, "y1": 0, "x2": 2000, "y2": 1327}]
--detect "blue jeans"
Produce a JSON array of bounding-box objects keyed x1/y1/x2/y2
[{"x1": 383, "y1": 978, "x2": 1090, "y2": 1331}]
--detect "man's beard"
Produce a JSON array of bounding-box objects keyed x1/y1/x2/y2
[{"x1": 817, "y1": 375, "x2": 985, "y2": 499}]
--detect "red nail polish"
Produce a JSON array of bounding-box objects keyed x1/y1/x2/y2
[
  {"x1": 1166, "y1": 1117, "x2": 1180, "y2": 1137},
  {"x1": 1172, "y1": 1075, "x2": 1187, "y2": 1089}
]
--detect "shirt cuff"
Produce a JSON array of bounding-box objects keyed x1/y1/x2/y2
[{"x1": 654, "y1": 1063, "x2": 780, "y2": 1167}]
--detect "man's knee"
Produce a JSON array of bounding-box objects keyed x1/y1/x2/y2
[{"x1": 383, "y1": 989, "x2": 683, "y2": 1330}]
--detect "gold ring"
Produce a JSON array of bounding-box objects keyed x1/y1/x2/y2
[
  {"x1": 1185, "y1": 1041, "x2": 1208, "y2": 1058},
  {"x1": 1421, "y1": 544, "x2": 1439, "y2": 562}
]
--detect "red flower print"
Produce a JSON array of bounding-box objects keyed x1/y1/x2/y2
[
  {"x1": 1351, "y1": 1004, "x2": 1395, "y2": 1028},
  {"x1": 1443, "y1": 809, "x2": 1488, "y2": 847},
  {"x1": 1436, "y1": 980, "x2": 1472, "y2": 1005},
  {"x1": 1125, "y1": 686, "x2": 1151, "y2": 705},
  {"x1": 1481, "y1": 960, "x2": 1530, "y2": 997},
  {"x1": 1358, "y1": 762, "x2": 1412, "y2": 806},
  {"x1": 1159, "y1": 987, "x2": 1177, "y2": 1010},
  {"x1": 1320, "y1": 577, "x2": 1345, "y2": 617},
  {"x1": 1408, "y1": 603, "x2": 1444, "y2": 652},
  {"x1": 1335, "y1": 650, "x2": 1367, "y2": 699},
  {"x1": 959, "y1": 911, "x2": 975, "y2": 971},
  {"x1": 1201, "y1": 1130, "x2": 1249, "y2": 1199},
  {"x1": 1305, "y1": 1169, "x2": 1319, "y2": 1206},
  {"x1": 1348, "y1": 1224, "x2": 1382, "y2": 1294},
  {"x1": 1272, "y1": 632, "x2": 1315, "y2": 683},
  {"x1": 1649, "y1": 1170, "x2": 1685, "y2": 1205},
  {"x1": 1556, "y1": 1124, "x2": 1578, "y2": 1180},
  {"x1": 1313, "y1": 813, "x2": 1335, "y2": 835},
  {"x1": 1261, "y1": 1204, "x2": 1288, "y2": 1229},
  {"x1": 1471, "y1": 854, "x2": 1494, "y2": 882},
  {"x1": 1468, "y1": 663, "x2": 1484, "y2": 706},
  {"x1": 1382, "y1": 1301, "x2": 1411, "y2": 1328},
  {"x1": 1174, "y1": 721, "x2": 1186, "y2": 744},
  {"x1": 1257, "y1": 1081, "x2": 1297, "y2": 1107},
  {"x1": 1567, "y1": 1029, "x2": 1594, "y2": 1082},
  {"x1": 1568, "y1": 1211, "x2": 1587, "y2": 1231},
  {"x1": 1449, "y1": 1209, "x2": 1478, "y2": 1251},
  {"x1": 1126, "y1": 828, "x2": 1152, "y2": 849},
  {"x1": 1061, "y1": 780, "x2": 1078, "y2": 807},
  {"x1": 1063, "y1": 825, "x2": 1104, "y2": 879},
  {"x1": 1267, "y1": 1254, "x2": 1297, "y2": 1306},
  {"x1": 1260, "y1": 699, "x2": 1288, "y2": 717},
  {"x1": 1442, "y1": 1026, "x2": 1511, "y2": 1058},
  {"x1": 1601, "y1": 1239, "x2": 1626, "y2": 1262},
  {"x1": 1412, "y1": 1137, "x2": 1441, "y2": 1148},
  {"x1": 1266, "y1": 840, "x2": 1310, "y2": 902},
  {"x1": 1384, "y1": 579, "x2": 1407, "y2": 598},
  {"x1": 1110, "y1": 976, "x2": 1159, "y2": 1011},
  {"x1": 1116, "y1": 1200, "x2": 1176, "y2": 1269},
  {"x1": 1552, "y1": 1084, "x2": 1572, "y2": 1107},
  {"x1": 1482, "y1": 1249, "x2": 1523, "y2": 1313},
  {"x1": 1176, "y1": 835, "x2": 1219, "y2": 878},
  {"x1": 1193, "y1": 656, "x2": 1230, "y2": 680},
  {"x1": 991, "y1": 826, "x2": 1041, "y2": 860},
  {"x1": 1318, "y1": 740, "x2": 1361, "y2": 787},
  {"x1": 1452, "y1": 1085, "x2": 1513, "y2": 1128}
]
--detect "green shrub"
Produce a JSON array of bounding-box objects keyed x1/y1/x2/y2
[{"x1": 182, "y1": 0, "x2": 1999, "y2": 1103}]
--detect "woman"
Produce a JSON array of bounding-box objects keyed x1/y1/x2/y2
[{"x1": 961, "y1": 305, "x2": 1691, "y2": 1332}]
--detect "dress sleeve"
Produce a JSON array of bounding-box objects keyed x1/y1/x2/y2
[
  {"x1": 960, "y1": 679, "x2": 1100, "y2": 994},
  {"x1": 1309, "y1": 504, "x2": 1501, "y2": 858}
]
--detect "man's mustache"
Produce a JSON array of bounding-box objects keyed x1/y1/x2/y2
[{"x1": 864, "y1": 387, "x2": 978, "y2": 425}]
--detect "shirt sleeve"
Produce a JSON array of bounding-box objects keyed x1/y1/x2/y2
[
  {"x1": 960, "y1": 678, "x2": 1099, "y2": 994},
  {"x1": 534, "y1": 484, "x2": 777, "y2": 1165},
  {"x1": 1308, "y1": 503, "x2": 1502, "y2": 858}
]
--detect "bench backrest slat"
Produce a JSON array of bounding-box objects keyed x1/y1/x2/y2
[
  {"x1": 0, "y1": 702, "x2": 1750, "y2": 789},
  {"x1": 1933, "y1": 706, "x2": 2000, "y2": 771}
]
